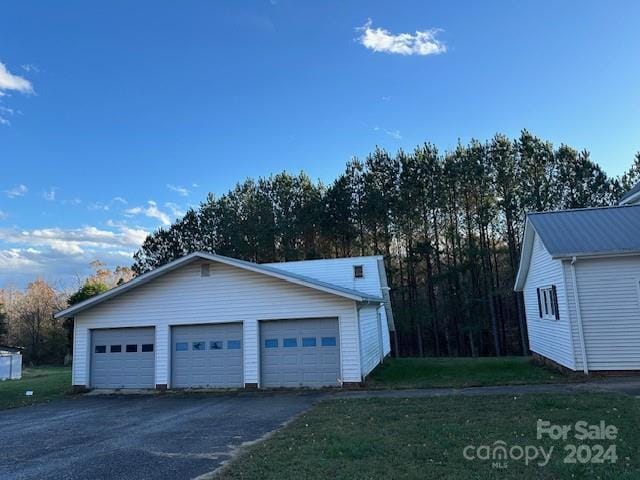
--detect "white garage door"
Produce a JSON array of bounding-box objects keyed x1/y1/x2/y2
[
  {"x1": 91, "y1": 327, "x2": 155, "y2": 389},
  {"x1": 260, "y1": 318, "x2": 340, "y2": 388},
  {"x1": 171, "y1": 323, "x2": 243, "y2": 388}
]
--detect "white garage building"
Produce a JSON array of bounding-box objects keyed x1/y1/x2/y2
[{"x1": 55, "y1": 253, "x2": 394, "y2": 390}]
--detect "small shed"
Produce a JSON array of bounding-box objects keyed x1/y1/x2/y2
[{"x1": 0, "y1": 345, "x2": 23, "y2": 380}]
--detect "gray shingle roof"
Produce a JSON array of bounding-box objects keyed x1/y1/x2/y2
[
  {"x1": 620, "y1": 182, "x2": 640, "y2": 204},
  {"x1": 528, "y1": 205, "x2": 640, "y2": 258}
]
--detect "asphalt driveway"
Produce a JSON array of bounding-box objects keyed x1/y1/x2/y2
[{"x1": 0, "y1": 391, "x2": 323, "y2": 480}]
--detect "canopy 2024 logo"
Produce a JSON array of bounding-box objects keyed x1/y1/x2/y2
[{"x1": 463, "y1": 419, "x2": 618, "y2": 469}]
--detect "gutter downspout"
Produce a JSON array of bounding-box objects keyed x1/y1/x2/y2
[{"x1": 570, "y1": 256, "x2": 589, "y2": 374}]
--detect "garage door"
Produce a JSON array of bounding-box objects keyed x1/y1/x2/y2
[
  {"x1": 171, "y1": 323, "x2": 243, "y2": 388},
  {"x1": 91, "y1": 327, "x2": 155, "y2": 389},
  {"x1": 261, "y1": 318, "x2": 340, "y2": 388}
]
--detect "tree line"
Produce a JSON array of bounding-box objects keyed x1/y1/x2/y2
[
  {"x1": 132, "y1": 130, "x2": 640, "y2": 358},
  {"x1": 3, "y1": 130, "x2": 638, "y2": 362}
]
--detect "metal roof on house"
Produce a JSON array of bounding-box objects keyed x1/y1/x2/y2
[
  {"x1": 55, "y1": 252, "x2": 383, "y2": 318},
  {"x1": 620, "y1": 182, "x2": 640, "y2": 205},
  {"x1": 528, "y1": 204, "x2": 640, "y2": 259}
]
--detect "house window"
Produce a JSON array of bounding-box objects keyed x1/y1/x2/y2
[
  {"x1": 227, "y1": 340, "x2": 241, "y2": 349},
  {"x1": 95, "y1": 345, "x2": 106, "y2": 353},
  {"x1": 354, "y1": 265, "x2": 364, "y2": 278},
  {"x1": 126, "y1": 344, "x2": 138, "y2": 352},
  {"x1": 110, "y1": 345, "x2": 122, "y2": 353},
  {"x1": 537, "y1": 286, "x2": 559, "y2": 320},
  {"x1": 264, "y1": 339, "x2": 278, "y2": 348},
  {"x1": 141, "y1": 344, "x2": 154, "y2": 352},
  {"x1": 175, "y1": 342, "x2": 188, "y2": 351},
  {"x1": 210, "y1": 341, "x2": 223, "y2": 350},
  {"x1": 192, "y1": 341, "x2": 206, "y2": 351}
]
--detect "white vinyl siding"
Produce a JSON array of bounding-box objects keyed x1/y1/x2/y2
[
  {"x1": 72, "y1": 260, "x2": 360, "y2": 387},
  {"x1": 571, "y1": 256, "x2": 640, "y2": 370},
  {"x1": 523, "y1": 233, "x2": 575, "y2": 369},
  {"x1": 358, "y1": 304, "x2": 382, "y2": 377},
  {"x1": 265, "y1": 256, "x2": 384, "y2": 300}
]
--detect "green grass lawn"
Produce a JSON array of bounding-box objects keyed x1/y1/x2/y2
[
  {"x1": 0, "y1": 366, "x2": 71, "y2": 410},
  {"x1": 217, "y1": 393, "x2": 640, "y2": 480},
  {"x1": 366, "y1": 356, "x2": 578, "y2": 389}
]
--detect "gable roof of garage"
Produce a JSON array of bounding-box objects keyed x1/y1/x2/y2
[{"x1": 54, "y1": 252, "x2": 383, "y2": 318}]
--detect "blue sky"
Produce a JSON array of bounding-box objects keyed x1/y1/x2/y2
[{"x1": 1, "y1": 1, "x2": 639, "y2": 287}]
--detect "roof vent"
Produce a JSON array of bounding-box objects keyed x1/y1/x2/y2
[
  {"x1": 353, "y1": 265, "x2": 364, "y2": 278},
  {"x1": 201, "y1": 264, "x2": 210, "y2": 277}
]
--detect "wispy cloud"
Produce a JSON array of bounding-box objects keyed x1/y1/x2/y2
[
  {"x1": 88, "y1": 201, "x2": 110, "y2": 211},
  {"x1": 374, "y1": 126, "x2": 402, "y2": 140},
  {"x1": 20, "y1": 64, "x2": 39, "y2": 73},
  {"x1": 124, "y1": 200, "x2": 172, "y2": 226},
  {"x1": 167, "y1": 184, "x2": 190, "y2": 196},
  {"x1": 0, "y1": 62, "x2": 34, "y2": 94},
  {"x1": 0, "y1": 210, "x2": 7, "y2": 220},
  {"x1": 112, "y1": 196, "x2": 127, "y2": 204},
  {"x1": 164, "y1": 202, "x2": 185, "y2": 218},
  {"x1": 357, "y1": 19, "x2": 446, "y2": 56},
  {"x1": 4, "y1": 184, "x2": 28, "y2": 198},
  {"x1": 0, "y1": 61, "x2": 35, "y2": 126},
  {"x1": 43, "y1": 187, "x2": 57, "y2": 201}
]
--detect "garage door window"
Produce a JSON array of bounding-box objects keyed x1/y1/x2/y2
[
  {"x1": 227, "y1": 340, "x2": 241, "y2": 349},
  {"x1": 126, "y1": 344, "x2": 138, "y2": 353},
  {"x1": 141, "y1": 344, "x2": 154, "y2": 352},
  {"x1": 321, "y1": 337, "x2": 337, "y2": 347},
  {"x1": 95, "y1": 345, "x2": 106, "y2": 353},
  {"x1": 264, "y1": 339, "x2": 278, "y2": 348},
  {"x1": 110, "y1": 345, "x2": 121, "y2": 353},
  {"x1": 175, "y1": 342, "x2": 188, "y2": 351},
  {"x1": 283, "y1": 338, "x2": 297, "y2": 348},
  {"x1": 192, "y1": 341, "x2": 206, "y2": 351},
  {"x1": 302, "y1": 337, "x2": 316, "y2": 347},
  {"x1": 210, "y1": 341, "x2": 223, "y2": 350}
]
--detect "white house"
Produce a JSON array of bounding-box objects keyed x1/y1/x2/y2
[
  {"x1": 55, "y1": 253, "x2": 394, "y2": 390},
  {"x1": 514, "y1": 203, "x2": 640, "y2": 373}
]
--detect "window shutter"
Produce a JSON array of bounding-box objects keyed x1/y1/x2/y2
[
  {"x1": 552, "y1": 285, "x2": 560, "y2": 320},
  {"x1": 536, "y1": 288, "x2": 542, "y2": 318}
]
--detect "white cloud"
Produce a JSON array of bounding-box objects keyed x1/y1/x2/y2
[
  {"x1": 88, "y1": 201, "x2": 109, "y2": 211},
  {"x1": 61, "y1": 197, "x2": 82, "y2": 206},
  {"x1": 0, "y1": 62, "x2": 34, "y2": 94},
  {"x1": 20, "y1": 64, "x2": 39, "y2": 73},
  {"x1": 0, "y1": 224, "x2": 150, "y2": 287},
  {"x1": 112, "y1": 196, "x2": 127, "y2": 204},
  {"x1": 4, "y1": 184, "x2": 28, "y2": 198},
  {"x1": 357, "y1": 19, "x2": 446, "y2": 56},
  {"x1": 374, "y1": 126, "x2": 402, "y2": 140},
  {"x1": 43, "y1": 187, "x2": 57, "y2": 201},
  {"x1": 164, "y1": 202, "x2": 185, "y2": 218},
  {"x1": 124, "y1": 200, "x2": 172, "y2": 226},
  {"x1": 167, "y1": 184, "x2": 190, "y2": 196},
  {"x1": 0, "y1": 210, "x2": 7, "y2": 220}
]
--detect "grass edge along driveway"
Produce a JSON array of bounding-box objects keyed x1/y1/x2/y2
[
  {"x1": 216, "y1": 392, "x2": 639, "y2": 480},
  {"x1": 0, "y1": 366, "x2": 71, "y2": 410},
  {"x1": 365, "y1": 356, "x2": 581, "y2": 389}
]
